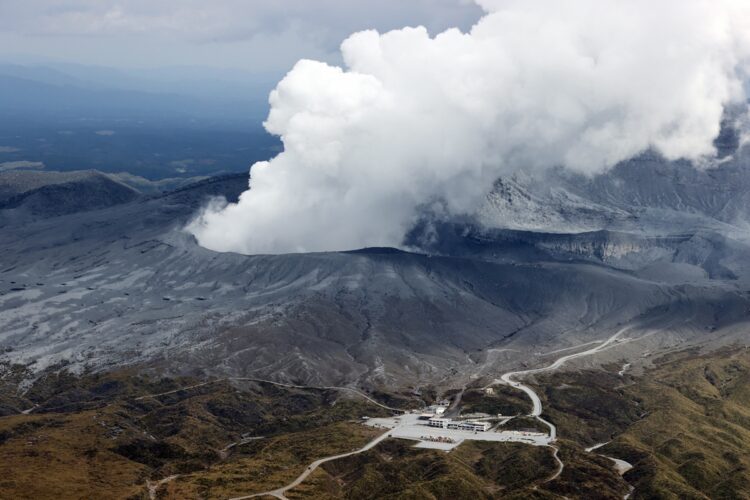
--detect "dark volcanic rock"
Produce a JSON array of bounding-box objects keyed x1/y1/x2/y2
[{"x1": 0, "y1": 165, "x2": 749, "y2": 387}]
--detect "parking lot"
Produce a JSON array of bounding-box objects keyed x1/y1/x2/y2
[{"x1": 364, "y1": 413, "x2": 552, "y2": 451}]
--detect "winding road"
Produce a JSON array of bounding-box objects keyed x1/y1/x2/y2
[
  {"x1": 227, "y1": 429, "x2": 392, "y2": 500},
  {"x1": 225, "y1": 329, "x2": 635, "y2": 498},
  {"x1": 494, "y1": 327, "x2": 632, "y2": 482},
  {"x1": 547, "y1": 446, "x2": 565, "y2": 482},
  {"x1": 142, "y1": 329, "x2": 634, "y2": 498},
  {"x1": 138, "y1": 377, "x2": 404, "y2": 499},
  {"x1": 498, "y1": 327, "x2": 630, "y2": 415}
]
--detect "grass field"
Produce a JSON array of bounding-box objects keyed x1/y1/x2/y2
[{"x1": 533, "y1": 346, "x2": 750, "y2": 499}]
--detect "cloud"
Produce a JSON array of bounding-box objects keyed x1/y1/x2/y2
[
  {"x1": 0, "y1": 1, "x2": 480, "y2": 47},
  {"x1": 188, "y1": 0, "x2": 750, "y2": 255},
  {"x1": 0, "y1": 1, "x2": 482, "y2": 72},
  {"x1": 94, "y1": 129, "x2": 115, "y2": 136}
]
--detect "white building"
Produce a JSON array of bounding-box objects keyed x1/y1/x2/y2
[
  {"x1": 466, "y1": 421, "x2": 491, "y2": 432},
  {"x1": 428, "y1": 417, "x2": 450, "y2": 428},
  {"x1": 426, "y1": 404, "x2": 447, "y2": 416},
  {"x1": 427, "y1": 418, "x2": 490, "y2": 432},
  {"x1": 448, "y1": 421, "x2": 491, "y2": 432}
]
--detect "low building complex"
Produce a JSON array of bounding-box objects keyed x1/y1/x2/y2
[
  {"x1": 428, "y1": 417, "x2": 491, "y2": 432},
  {"x1": 364, "y1": 413, "x2": 552, "y2": 451}
]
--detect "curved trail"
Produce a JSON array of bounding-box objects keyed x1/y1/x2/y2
[
  {"x1": 586, "y1": 442, "x2": 634, "y2": 475},
  {"x1": 134, "y1": 381, "x2": 217, "y2": 401},
  {"x1": 134, "y1": 377, "x2": 404, "y2": 413},
  {"x1": 137, "y1": 377, "x2": 403, "y2": 499},
  {"x1": 495, "y1": 327, "x2": 632, "y2": 483},
  {"x1": 227, "y1": 430, "x2": 391, "y2": 500},
  {"x1": 147, "y1": 475, "x2": 180, "y2": 500},
  {"x1": 142, "y1": 331, "x2": 632, "y2": 498},
  {"x1": 229, "y1": 377, "x2": 404, "y2": 413},
  {"x1": 547, "y1": 445, "x2": 565, "y2": 482}
]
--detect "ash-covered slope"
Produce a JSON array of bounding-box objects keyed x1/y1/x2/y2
[
  {"x1": 412, "y1": 223, "x2": 750, "y2": 283},
  {"x1": 1, "y1": 169, "x2": 749, "y2": 388},
  {"x1": 0, "y1": 170, "x2": 141, "y2": 217},
  {"x1": 476, "y1": 175, "x2": 635, "y2": 233},
  {"x1": 478, "y1": 137, "x2": 750, "y2": 238}
]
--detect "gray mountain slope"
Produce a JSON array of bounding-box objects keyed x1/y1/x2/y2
[
  {"x1": 478, "y1": 134, "x2": 750, "y2": 238},
  {"x1": 0, "y1": 170, "x2": 140, "y2": 217},
  {"x1": 1, "y1": 169, "x2": 749, "y2": 388}
]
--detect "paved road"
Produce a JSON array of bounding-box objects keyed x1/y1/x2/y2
[
  {"x1": 125, "y1": 332, "x2": 633, "y2": 498},
  {"x1": 20, "y1": 404, "x2": 38, "y2": 415},
  {"x1": 142, "y1": 331, "x2": 630, "y2": 498},
  {"x1": 227, "y1": 429, "x2": 392, "y2": 500},
  {"x1": 499, "y1": 327, "x2": 630, "y2": 416},
  {"x1": 493, "y1": 327, "x2": 632, "y2": 482}
]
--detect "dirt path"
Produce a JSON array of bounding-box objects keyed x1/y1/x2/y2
[
  {"x1": 134, "y1": 381, "x2": 217, "y2": 401},
  {"x1": 134, "y1": 377, "x2": 403, "y2": 413},
  {"x1": 140, "y1": 331, "x2": 634, "y2": 498},
  {"x1": 135, "y1": 377, "x2": 403, "y2": 499},
  {"x1": 227, "y1": 430, "x2": 392, "y2": 500},
  {"x1": 229, "y1": 377, "x2": 404, "y2": 413},
  {"x1": 147, "y1": 474, "x2": 180, "y2": 500},
  {"x1": 546, "y1": 445, "x2": 564, "y2": 482}
]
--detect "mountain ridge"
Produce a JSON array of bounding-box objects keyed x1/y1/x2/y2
[{"x1": 1, "y1": 163, "x2": 749, "y2": 388}]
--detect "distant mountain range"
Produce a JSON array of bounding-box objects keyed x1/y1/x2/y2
[
  {"x1": 0, "y1": 62, "x2": 283, "y2": 179},
  {"x1": 0, "y1": 62, "x2": 276, "y2": 121}
]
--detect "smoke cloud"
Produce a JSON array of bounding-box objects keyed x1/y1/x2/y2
[{"x1": 189, "y1": 0, "x2": 750, "y2": 254}]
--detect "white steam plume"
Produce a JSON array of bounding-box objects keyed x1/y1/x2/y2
[{"x1": 189, "y1": 0, "x2": 750, "y2": 254}]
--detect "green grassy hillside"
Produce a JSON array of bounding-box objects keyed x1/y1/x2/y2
[{"x1": 530, "y1": 347, "x2": 750, "y2": 499}]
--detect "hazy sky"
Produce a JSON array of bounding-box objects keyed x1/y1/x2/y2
[{"x1": 0, "y1": 1, "x2": 483, "y2": 72}]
